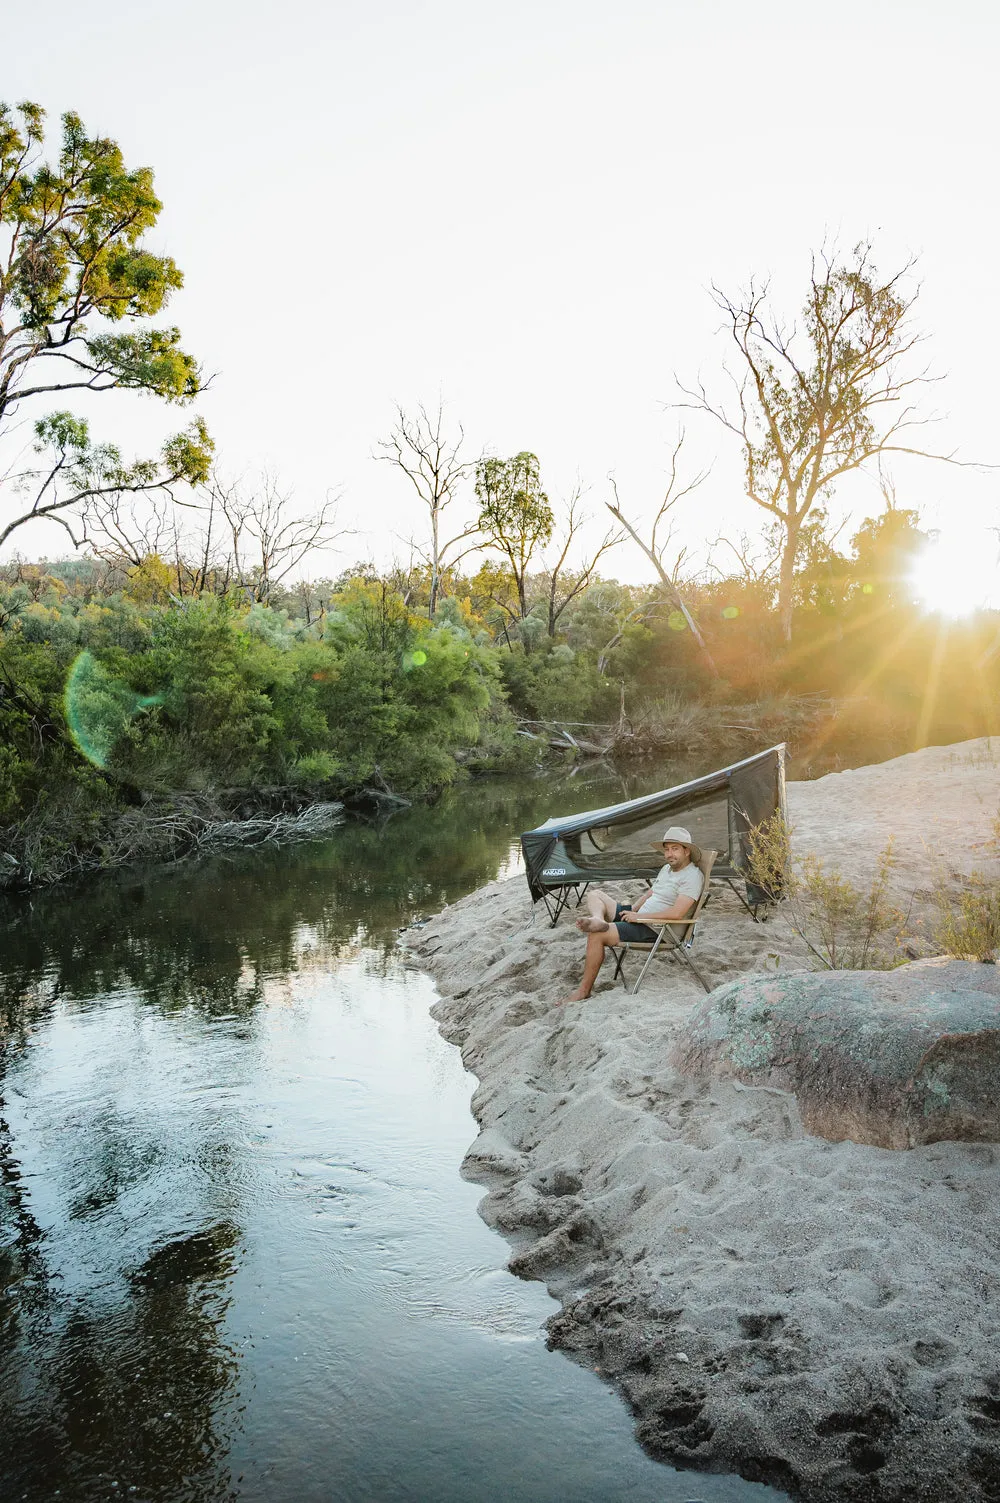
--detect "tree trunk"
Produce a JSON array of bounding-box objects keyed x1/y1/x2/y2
[
  {"x1": 778, "y1": 522, "x2": 799, "y2": 645},
  {"x1": 429, "y1": 510, "x2": 440, "y2": 618},
  {"x1": 606, "y1": 503, "x2": 720, "y2": 679}
]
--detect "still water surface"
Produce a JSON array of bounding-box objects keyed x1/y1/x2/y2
[{"x1": 1, "y1": 765, "x2": 786, "y2": 1502}]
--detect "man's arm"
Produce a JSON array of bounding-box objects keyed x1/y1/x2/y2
[
  {"x1": 638, "y1": 893, "x2": 697, "y2": 922},
  {"x1": 620, "y1": 889, "x2": 696, "y2": 923}
]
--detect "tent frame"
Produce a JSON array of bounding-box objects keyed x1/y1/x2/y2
[{"x1": 522, "y1": 744, "x2": 786, "y2": 924}]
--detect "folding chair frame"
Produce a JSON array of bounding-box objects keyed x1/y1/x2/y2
[{"x1": 610, "y1": 851, "x2": 717, "y2": 995}]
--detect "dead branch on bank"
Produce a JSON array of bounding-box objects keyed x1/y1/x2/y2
[{"x1": 2, "y1": 796, "x2": 347, "y2": 890}]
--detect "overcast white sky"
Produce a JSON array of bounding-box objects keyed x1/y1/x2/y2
[{"x1": 3, "y1": 0, "x2": 998, "y2": 590}]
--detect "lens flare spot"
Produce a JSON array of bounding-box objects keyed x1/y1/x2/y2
[
  {"x1": 861, "y1": 582, "x2": 875, "y2": 594},
  {"x1": 909, "y1": 530, "x2": 1000, "y2": 617},
  {"x1": 667, "y1": 611, "x2": 687, "y2": 632},
  {"x1": 411, "y1": 649, "x2": 427, "y2": 665},
  {"x1": 64, "y1": 651, "x2": 160, "y2": 769},
  {"x1": 721, "y1": 605, "x2": 740, "y2": 620}
]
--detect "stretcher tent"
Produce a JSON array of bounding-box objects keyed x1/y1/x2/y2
[{"x1": 521, "y1": 744, "x2": 787, "y2": 922}]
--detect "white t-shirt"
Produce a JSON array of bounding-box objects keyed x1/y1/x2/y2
[{"x1": 646, "y1": 860, "x2": 703, "y2": 915}]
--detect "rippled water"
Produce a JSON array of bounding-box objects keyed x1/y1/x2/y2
[{"x1": 1, "y1": 766, "x2": 785, "y2": 1502}]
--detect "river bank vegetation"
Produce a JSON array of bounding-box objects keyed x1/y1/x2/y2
[
  {"x1": 2, "y1": 102, "x2": 998, "y2": 886},
  {"x1": 3, "y1": 523, "x2": 998, "y2": 886}
]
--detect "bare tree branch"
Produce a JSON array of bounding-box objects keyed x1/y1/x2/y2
[
  {"x1": 376, "y1": 400, "x2": 478, "y2": 616},
  {"x1": 202, "y1": 470, "x2": 348, "y2": 604},
  {"x1": 543, "y1": 487, "x2": 624, "y2": 636},
  {"x1": 605, "y1": 435, "x2": 720, "y2": 677}
]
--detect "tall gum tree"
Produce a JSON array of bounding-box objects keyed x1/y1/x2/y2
[
  {"x1": 0, "y1": 102, "x2": 212, "y2": 553},
  {"x1": 475, "y1": 451, "x2": 554, "y2": 637},
  {"x1": 677, "y1": 243, "x2": 966, "y2": 644}
]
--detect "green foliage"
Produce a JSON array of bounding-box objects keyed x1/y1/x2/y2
[
  {"x1": 0, "y1": 101, "x2": 212, "y2": 550},
  {"x1": 795, "y1": 844, "x2": 901, "y2": 970},
  {"x1": 499, "y1": 642, "x2": 615, "y2": 722},
  {"x1": 475, "y1": 452, "x2": 554, "y2": 619},
  {"x1": 0, "y1": 576, "x2": 520, "y2": 880},
  {"x1": 934, "y1": 876, "x2": 1000, "y2": 963},
  {"x1": 746, "y1": 817, "x2": 903, "y2": 969},
  {"x1": 849, "y1": 507, "x2": 927, "y2": 607},
  {"x1": 0, "y1": 102, "x2": 197, "y2": 388},
  {"x1": 28, "y1": 410, "x2": 213, "y2": 496},
  {"x1": 744, "y1": 809, "x2": 792, "y2": 905},
  {"x1": 123, "y1": 554, "x2": 173, "y2": 605},
  {"x1": 65, "y1": 650, "x2": 160, "y2": 768}
]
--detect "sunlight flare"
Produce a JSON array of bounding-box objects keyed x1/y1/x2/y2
[{"x1": 908, "y1": 530, "x2": 1000, "y2": 617}]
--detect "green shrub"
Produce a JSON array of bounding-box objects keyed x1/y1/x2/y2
[
  {"x1": 290, "y1": 751, "x2": 341, "y2": 785},
  {"x1": 746, "y1": 816, "x2": 903, "y2": 969},
  {"x1": 935, "y1": 876, "x2": 1000, "y2": 963}
]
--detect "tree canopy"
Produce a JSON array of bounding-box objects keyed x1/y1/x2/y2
[
  {"x1": 0, "y1": 101, "x2": 212, "y2": 550},
  {"x1": 679, "y1": 244, "x2": 954, "y2": 642},
  {"x1": 475, "y1": 452, "x2": 554, "y2": 625}
]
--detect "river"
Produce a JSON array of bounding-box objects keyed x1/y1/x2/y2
[{"x1": 0, "y1": 763, "x2": 787, "y2": 1502}]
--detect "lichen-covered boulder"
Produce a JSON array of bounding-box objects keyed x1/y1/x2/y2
[{"x1": 670, "y1": 957, "x2": 1000, "y2": 1149}]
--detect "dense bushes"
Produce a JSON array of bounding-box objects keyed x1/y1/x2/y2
[
  {"x1": 3, "y1": 524, "x2": 1000, "y2": 886},
  {"x1": 0, "y1": 576, "x2": 532, "y2": 880}
]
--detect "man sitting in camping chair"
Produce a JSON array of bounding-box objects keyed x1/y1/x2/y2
[{"x1": 558, "y1": 827, "x2": 704, "y2": 1004}]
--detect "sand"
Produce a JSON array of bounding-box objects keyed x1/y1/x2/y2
[{"x1": 403, "y1": 738, "x2": 1000, "y2": 1503}]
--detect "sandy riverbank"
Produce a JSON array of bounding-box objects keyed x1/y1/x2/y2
[{"x1": 404, "y1": 739, "x2": 1000, "y2": 1503}]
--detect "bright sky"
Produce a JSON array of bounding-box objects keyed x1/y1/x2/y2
[{"x1": 3, "y1": 0, "x2": 999, "y2": 597}]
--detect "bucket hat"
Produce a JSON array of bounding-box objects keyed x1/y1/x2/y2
[{"x1": 662, "y1": 826, "x2": 693, "y2": 846}]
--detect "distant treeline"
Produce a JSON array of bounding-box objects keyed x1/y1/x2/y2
[{"x1": 1, "y1": 507, "x2": 997, "y2": 884}]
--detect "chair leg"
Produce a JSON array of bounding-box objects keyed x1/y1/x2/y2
[
  {"x1": 676, "y1": 946, "x2": 712, "y2": 993},
  {"x1": 610, "y1": 947, "x2": 627, "y2": 986},
  {"x1": 630, "y1": 933, "x2": 666, "y2": 995}
]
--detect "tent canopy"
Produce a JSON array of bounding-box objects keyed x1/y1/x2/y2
[{"x1": 521, "y1": 744, "x2": 787, "y2": 904}]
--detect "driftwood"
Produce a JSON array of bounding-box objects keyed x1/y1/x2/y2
[
  {"x1": 518, "y1": 719, "x2": 613, "y2": 758},
  {"x1": 1, "y1": 796, "x2": 346, "y2": 890},
  {"x1": 517, "y1": 699, "x2": 836, "y2": 764},
  {"x1": 193, "y1": 801, "x2": 345, "y2": 849}
]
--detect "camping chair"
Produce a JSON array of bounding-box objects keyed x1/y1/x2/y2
[{"x1": 609, "y1": 850, "x2": 717, "y2": 995}]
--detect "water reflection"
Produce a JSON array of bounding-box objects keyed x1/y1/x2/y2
[
  {"x1": 0, "y1": 764, "x2": 785, "y2": 1503},
  {"x1": 0, "y1": 1014, "x2": 246, "y2": 1502},
  {"x1": 0, "y1": 762, "x2": 661, "y2": 1013}
]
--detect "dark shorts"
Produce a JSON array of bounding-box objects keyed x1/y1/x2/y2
[{"x1": 613, "y1": 902, "x2": 658, "y2": 944}]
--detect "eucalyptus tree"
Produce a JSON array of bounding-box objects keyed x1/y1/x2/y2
[
  {"x1": 0, "y1": 101, "x2": 211, "y2": 552},
  {"x1": 475, "y1": 451, "x2": 554, "y2": 628},
  {"x1": 677, "y1": 243, "x2": 956, "y2": 644}
]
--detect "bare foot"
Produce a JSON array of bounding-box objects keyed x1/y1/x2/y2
[
  {"x1": 555, "y1": 991, "x2": 590, "y2": 1006},
  {"x1": 575, "y1": 916, "x2": 609, "y2": 934}
]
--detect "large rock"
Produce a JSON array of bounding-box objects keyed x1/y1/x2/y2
[{"x1": 670, "y1": 957, "x2": 1000, "y2": 1149}]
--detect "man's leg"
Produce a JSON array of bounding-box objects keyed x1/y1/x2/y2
[
  {"x1": 576, "y1": 888, "x2": 618, "y2": 933},
  {"x1": 560, "y1": 926, "x2": 620, "y2": 1004}
]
